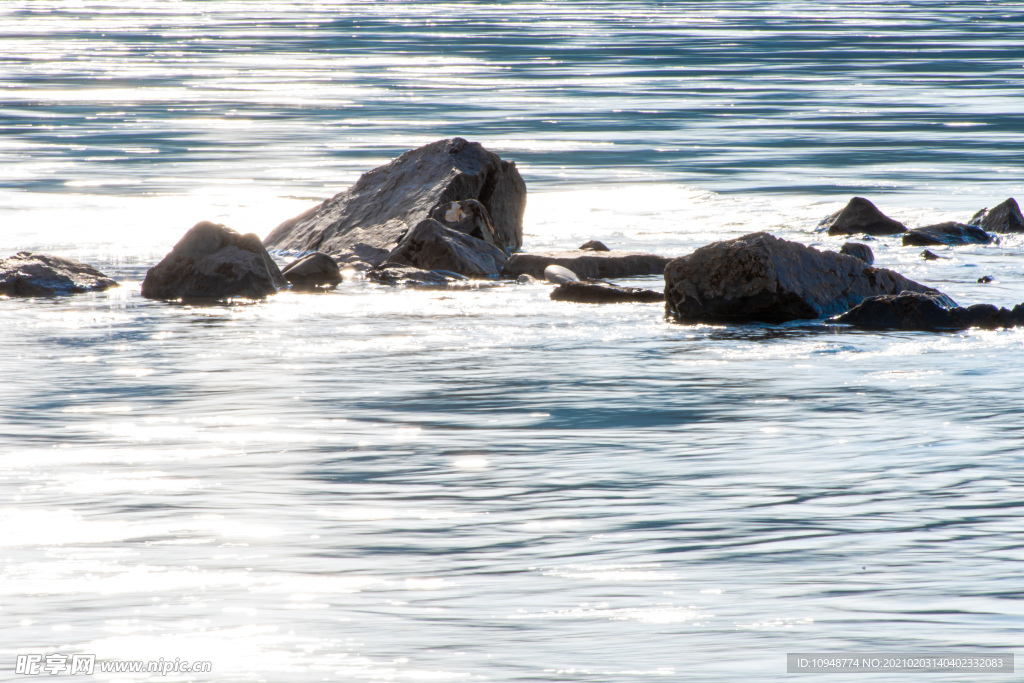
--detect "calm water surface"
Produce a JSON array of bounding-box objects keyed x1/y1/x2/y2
[{"x1": 1, "y1": 2, "x2": 1023, "y2": 681}]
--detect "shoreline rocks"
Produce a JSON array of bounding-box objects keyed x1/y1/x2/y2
[
  {"x1": 819, "y1": 197, "x2": 907, "y2": 236},
  {"x1": 835, "y1": 292, "x2": 1024, "y2": 331},
  {"x1": 0, "y1": 252, "x2": 118, "y2": 297},
  {"x1": 142, "y1": 221, "x2": 287, "y2": 301},
  {"x1": 664, "y1": 232, "x2": 953, "y2": 324},
  {"x1": 502, "y1": 251, "x2": 670, "y2": 280},
  {"x1": 263, "y1": 138, "x2": 526, "y2": 266}
]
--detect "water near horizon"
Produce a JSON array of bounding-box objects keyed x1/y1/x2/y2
[{"x1": 2, "y1": 2, "x2": 1023, "y2": 682}]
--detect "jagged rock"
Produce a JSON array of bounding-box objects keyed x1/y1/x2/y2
[
  {"x1": 263, "y1": 138, "x2": 526, "y2": 265},
  {"x1": 429, "y1": 199, "x2": 503, "y2": 250},
  {"x1": 902, "y1": 222, "x2": 993, "y2": 247},
  {"x1": 664, "y1": 232, "x2": 953, "y2": 324},
  {"x1": 579, "y1": 240, "x2": 610, "y2": 252},
  {"x1": 544, "y1": 265, "x2": 579, "y2": 284},
  {"x1": 0, "y1": 251, "x2": 117, "y2": 297},
  {"x1": 384, "y1": 218, "x2": 506, "y2": 278},
  {"x1": 969, "y1": 198, "x2": 1024, "y2": 234},
  {"x1": 835, "y1": 292, "x2": 1024, "y2": 331},
  {"x1": 839, "y1": 242, "x2": 875, "y2": 265},
  {"x1": 920, "y1": 249, "x2": 946, "y2": 261},
  {"x1": 550, "y1": 281, "x2": 664, "y2": 304},
  {"x1": 142, "y1": 221, "x2": 287, "y2": 301},
  {"x1": 503, "y1": 251, "x2": 670, "y2": 280},
  {"x1": 281, "y1": 252, "x2": 342, "y2": 289},
  {"x1": 819, "y1": 197, "x2": 907, "y2": 236},
  {"x1": 367, "y1": 264, "x2": 455, "y2": 288}
]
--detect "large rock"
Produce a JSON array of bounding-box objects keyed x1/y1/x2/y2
[
  {"x1": 664, "y1": 232, "x2": 954, "y2": 324},
  {"x1": 902, "y1": 222, "x2": 993, "y2": 247},
  {"x1": 502, "y1": 251, "x2": 670, "y2": 280},
  {"x1": 384, "y1": 218, "x2": 506, "y2": 278},
  {"x1": 969, "y1": 198, "x2": 1024, "y2": 234},
  {"x1": 835, "y1": 292, "x2": 1024, "y2": 332},
  {"x1": 550, "y1": 281, "x2": 664, "y2": 304},
  {"x1": 281, "y1": 252, "x2": 342, "y2": 289},
  {"x1": 0, "y1": 252, "x2": 117, "y2": 297},
  {"x1": 263, "y1": 138, "x2": 526, "y2": 264},
  {"x1": 142, "y1": 221, "x2": 287, "y2": 301},
  {"x1": 819, "y1": 197, "x2": 907, "y2": 236}
]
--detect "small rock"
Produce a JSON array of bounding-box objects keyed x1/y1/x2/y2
[
  {"x1": 819, "y1": 197, "x2": 907, "y2": 236},
  {"x1": 839, "y1": 242, "x2": 875, "y2": 265},
  {"x1": 902, "y1": 222, "x2": 993, "y2": 247},
  {"x1": 835, "y1": 292, "x2": 1023, "y2": 332},
  {"x1": 385, "y1": 218, "x2": 507, "y2": 278},
  {"x1": 503, "y1": 251, "x2": 670, "y2": 280},
  {"x1": 0, "y1": 251, "x2": 118, "y2": 297},
  {"x1": 969, "y1": 198, "x2": 1024, "y2": 234},
  {"x1": 516, "y1": 274, "x2": 538, "y2": 284},
  {"x1": 550, "y1": 281, "x2": 664, "y2": 304},
  {"x1": 367, "y1": 265, "x2": 453, "y2": 288},
  {"x1": 920, "y1": 249, "x2": 946, "y2": 261},
  {"x1": 978, "y1": 275, "x2": 994, "y2": 284},
  {"x1": 429, "y1": 199, "x2": 503, "y2": 250},
  {"x1": 579, "y1": 240, "x2": 610, "y2": 252},
  {"x1": 281, "y1": 252, "x2": 342, "y2": 289},
  {"x1": 544, "y1": 265, "x2": 579, "y2": 284},
  {"x1": 142, "y1": 222, "x2": 286, "y2": 301}
]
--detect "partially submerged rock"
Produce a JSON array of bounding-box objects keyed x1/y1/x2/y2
[
  {"x1": 664, "y1": 232, "x2": 953, "y2": 324},
  {"x1": 503, "y1": 251, "x2": 670, "y2": 280},
  {"x1": 579, "y1": 240, "x2": 610, "y2": 252},
  {"x1": 367, "y1": 264, "x2": 456, "y2": 288},
  {"x1": 544, "y1": 264, "x2": 579, "y2": 284},
  {"x1": 384, "y1": 218, "x2": 506, "y2": 278},
  {"x1": 819, "y1": 197, "x2": 907, "y2": 236},
  {"x1": 835, "y1": 292, "x2": 1024, "y2": 331},
  {"x1": 839, "y1": 242, "x2": 875, "y2": 265},
  {"x1": 281, "y1": 252, "x2": 342, "y2": 289},
  {"x1": 920, "y1": 249, "x2": 946, "y2": 261},
  {"x1": 263, "y1": 138, "x2": 526, "y2": 265},
  {"x1": 0, "y1": 251, "x2": 118, "y2": 297},
  {"x1": 142, "y1": 221, "x2": 287, "y2": 301},
  {"x1": 550, "y1": 281, "x2": 664, "y2": 304},
  {"x1": 969, "y1": 198, "x2": 1024, "y2": 234},
  {"x1": 902, "y1": 222, "x2": 992, "y2": 247}
]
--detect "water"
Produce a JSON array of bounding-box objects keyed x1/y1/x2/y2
[{"x1": 2, "y1": 2, "x2": 1024, "y2": 681}]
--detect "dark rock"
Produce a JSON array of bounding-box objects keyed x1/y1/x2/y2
[
  {"x1": 839, "y1": 242, "x2": 875, "y2": 265},
  {"x1": 920, "y1": 249, "x2": 946, "y2": 261},
  {"x1": 429, "y1": 199, "x2": 503, "y2": 250},
  {"x1": 503, "y1": 251, "x2": 670, "y2": 280},
  {"x1": 367, "y1": 264, "x2": 454, "y2": 288},
  {"x1": 0, "y1": 251, "x2": 118, "y2": 297},
  {"x1": 142, "y1": 221, "x2": 287, "y2": 301},
  {"x1": 835, "y1": 292, "x2": 1022, "y2": 332},
  {"x1": 819, "y1": 197, "x2": 907, "y2": 236},
  {"x1": 902, "y1": 222, "x2": 993, "y2": 247},
  {"x1": 263, "y1": 138, "x2": 526, "y2": 265},
  {"x1": 978, "y1": 275, "x2": 994, "y2": 284},
  {"x1": 664, "y1": 232, "x2": 954, "y2": 324},
  {"x1": 579, "y1": 240, "x2": 610, "y2": 252},
  {"x1": 544, "y1": 265, "x2": 579, "y2": 284},
  {"x1": 281, "y1": 252, "x2": 342, "y2": 289},
  {"x1": 550, "y1": 281, "x2": 664, "y2": 304},
  {"x1": 969, "y1": 198, "x2": 1024, "y2": 234},
  {"x1": 384, "y1": 218, "x2": 506, "y2": 278}
]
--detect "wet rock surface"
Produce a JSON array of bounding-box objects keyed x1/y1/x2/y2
[
  {"x1": 281, "y1": 252, "x2": 342, "y2": 289},
  {"x1": 0, "y1": 251, "x2": 118, "y2": 297},
  {"x1": 263, "y1": 138, "x2": 526, "y2": 264},
  {"x1": 902, "y1": 222, "x2": 993, "y2": 247},
  {"x1": 835, "y1": 292, "x2": 1024, "y2": 331},
  {"x1": 502, "y1": 251, "x2": 670, "y2": 280},
  {"x1": 384, "y1": 218, "x2": 506, "y2": 278},
  {"x1": 664, "y1": 232, "x2": 953, "y2": 324},
  {"x1": 142, "y1": 221, "x2": 287, "y2": 301},
  {"x1": 970, "y1": 198, "x2": 1024, "y2": 234},
  {"x1": 550, "y1": 281, "x2": 664, "y2": 304},
  {"x1": 819, "y1": 197, "x2": 907, "y2": 236}
]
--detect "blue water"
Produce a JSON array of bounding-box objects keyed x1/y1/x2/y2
[{"x1": 1, "y1": 2, "x2": 1023, "y2": 682}]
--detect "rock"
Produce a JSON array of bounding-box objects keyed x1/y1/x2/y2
[
  {"x1": 384, "y1": 218, "x2": 506, "y2": 278},
  {"x1": 819, "y1": 197, "x2": 907, "y2": 236},
  {"x1": 503, "y1": 251, "x2": 670, "y2": 280},
  {"x1": 839, "y1": 242, "x2": 875, "y2": 265},
  {"x1": 516, "y1": 274, "x2": 538, "y2": 285},
  {"x1": 902, "y1": 222, "x2": 993, "y2": 247},
  {"x1": 969, "y1": 198, "x2": 1024, "y2": 234},
  {"x1": 550, "y1": 281, "x2": 664, "y2": 304},
  {"x1": 142, "y1": 221, "x2": 287, "y2": 301},
  {"x1": 429, "y1": 199, "x2": 503, "y2": 250},
  {"x1": 664, "y1": 232, "x2": 954, "y2": 324},
  {"x1": 920, "y1": 249, "x2": 946, "y2": 261},
  {"x1": 579, "y1": 240, "x2": 610, "y2": 252},
  {"x1": 978, "y1": 275, "x2": 994, "y2": 284},
  {"x1": 263, "y1": 138, "x2": 526, "y2": 264},
  {"x1": 835, "y1": 292, "x2": 1024, "y2": 331},
  {"x1": 367, "y1": 264, "x2": 454, "y2": 288},
  {"x1": 544, "y1": 265, "x2": 579, "y2": 284},
  {"x1": 0, "y1": 251, "x2": 118, "y2": 297},
  {"x1": 281, "y1": 252, "x2": 342, "y2": 289}
]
